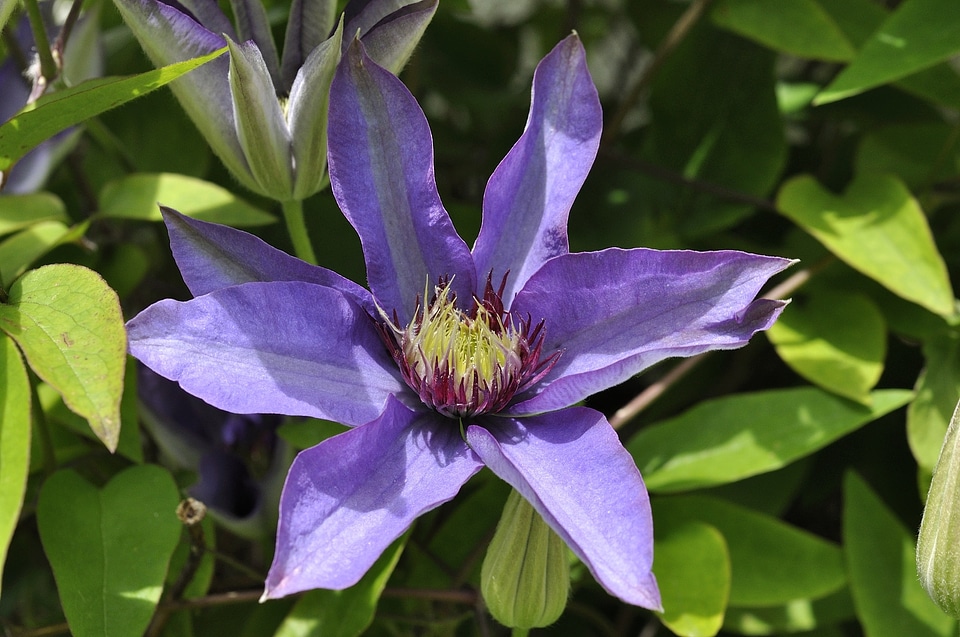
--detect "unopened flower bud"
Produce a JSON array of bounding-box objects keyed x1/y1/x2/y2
[
  {"x1": 481, "y1": 489, "x2": 570, "y2": 628},
  {"x1": 918, "y1": 398, "x2": 960, "y2": 618}
]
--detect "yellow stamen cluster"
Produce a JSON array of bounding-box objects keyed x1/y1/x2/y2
[{"x1": 403, "y1": 284, "x2": 524, "y2": 407}]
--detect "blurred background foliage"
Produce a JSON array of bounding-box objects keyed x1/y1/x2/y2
[{"x1": 3, "y1": 0, "x2": 960, "y2": 636}]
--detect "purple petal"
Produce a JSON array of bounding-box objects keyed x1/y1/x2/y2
[
  {"x1": 176, "y1": 0, "x2": 236, "y2": 40},
  {"x1": 263, "y1": 397, "x2": 482, "y2": 597},
  {"x1": 472, "y1": 34, "x2": 601, "y2": 304},
  {"x1": 343, "y1": 0, "x2": 438, "y2": 74},
  {"x1": 161, "y1": 207, "x2": 374, "y2": 312},
  {"x1": 466, "y1": 408, "x2": 661, "y2": 610},
  {"x1": 127, "y1": 281, "x2": 404, "y2": 426},
  {"x1": 328, "y1": 39, "x2": 476, "y2": 322},
  {"x1": 280, "y1": 0, "x2": 335, "y2": 90},
  {"x1": 508, "y1": 249, "x2": 793, "y2": 414},
  {"x1": 112, "y1": 0, "x2": 258, "y2": 192}
]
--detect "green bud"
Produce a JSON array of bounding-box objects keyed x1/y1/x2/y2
[
  {"x1": 918, "y1": 397, "x2": 960, "y2": 618},
  {"x1": 481, "y1": 489, "x2": 570, "y2": 629}
]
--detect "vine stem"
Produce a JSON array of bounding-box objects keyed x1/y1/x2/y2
[
  {"x1": 601, "y1": 0, "x2": 716, "y2": 147},
  {"x1": 281, "y1": 199, "x2": 317, "y2": 264}
]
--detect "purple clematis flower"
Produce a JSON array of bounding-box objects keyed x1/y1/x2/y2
[
  {"x1": 112, "y1": 0, "x2": 436, "y2": 201},
  {"x1": 126, "y1": 34, "x2": 792, "y2": 609}
]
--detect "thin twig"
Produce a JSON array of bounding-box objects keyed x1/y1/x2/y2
[
  {"x1": 602, "y1": 0, "x2": 716, "y2": 146},
  {"x1": 381, "y1": 587, "x2": 478, "y2": 605}
]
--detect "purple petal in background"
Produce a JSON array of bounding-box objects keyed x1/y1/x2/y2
[
  {"x1": 344, "y1": 0, "x2": 437, "y2": 74},
  {"x1": 472, "y1": 34, "x2": 601, "y2": 303},
  {"x1": 127, "y1": 281, "x2": 404, "y2": 425},
  {"x1": 508, "y1": 248, "x2": 792, "y2": 414},
  {"x1": 227, "y1": 0, "x2": 281, "y2": 90},
  {"x1": 467, "y1": 408, "x2": 661, "y2": 610},
  {"x1": 328, "y1": 40, "x2": 475, "y2": 321},
  {"x1": 264, "y1": 397, "x2": 483, "y2": 597},
  {"x1": 280, "y1": 0, "x2": 335, "y2": 90}
]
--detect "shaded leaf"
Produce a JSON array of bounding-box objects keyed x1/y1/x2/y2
[
  {"x1": 767, "y1": 291, "x2": 886, "y2": 402},
  {"x1": 0, "y1": 334, "x2": 30, "y2": 598},
  {"x1": 654, "y1": 521, "x2": 730, "y2": 637},
  {"x1": 629, "y1": 388, "x2": 912, "y2": 492},
  {"x1": 843, "y1": 472, "x2": 955, "y2": 637},
  {"x1": 0, "y1": 47, "x2": 227, "y2": 171},
  {"x1": 909, "y1": 336, "x2": 960, "y2": 478},
  {"x1": 817, "y1": 0, "x2": 960, "y2": 104},
  {"x1": 653, "y1": 496, "x2": 846, "y2": 606},
  {"x1": 37, "y1": 465, "x2": 182, "y2": 637},
  {"x1": 777, "y1": 174, "x2": 954, "y2": 317},
  {"x1": 0, "y1": 193, "x2": 68, "y2": 236},
  {"x1": 712, "y1": 0, "x2": 854, "y2": 61},
  {"x1": 0, "y1": 264, "x2": 126, "y2": 451},
  {"x1": 97, "y1": 173, "x2": 275, "y2": 227},
  {"x1": 723, "y1": 587, "x2": 855, "y2": 635}
]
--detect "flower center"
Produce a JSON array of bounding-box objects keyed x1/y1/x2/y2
[{"x1": 378, "y1": 275, "x2": 559, "y2": 418}]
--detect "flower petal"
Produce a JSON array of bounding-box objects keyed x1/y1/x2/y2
[
  {"x1": 466, "y1": 408, "x2": 661, "y2": 610},
  {"x1": 508, "y1": 248, "x2": 793, "y2": 414},
  {"x1": 160, "y1": 207, "x2": 374, "y2": 312},
  {"x1": 328, "y1": 39, "x2": 476, "y2": 322},
  {"x1": 176, "y1": 0, "x2": 236, "y2": 41},
  {"x1": 472, "y1": 34, "x2": 601, "y2": 303},
  {"x1": 281, "y1": 0, "x2": 336, "y2": 91},
  {"x1": 343, "y1": 0, "x2": 438, "y2": 74},
  {"x1": 112, "y1": 0, "x2": 258, "y2": 192},
  {"x1": 227, "y1": 38, "x2": 293, "y2": 200},
  {"x1": 127, "y1": 281, "x2": 404, "y2": 426},
  {"x1": 288, "y1": 20, "x2": 342, "y2": 200},
  {"x1": 263, "y1": 397, "x2": 482, "y2": 597}
]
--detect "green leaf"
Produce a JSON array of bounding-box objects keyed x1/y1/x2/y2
[
  {"x1": 0, "y1": 334, "x2": 31, "y2": 598},
  {"x1": 767, "y1": 290, "x2": 886, "y2": 402},
  {"x1": 723, "y1": 587, "x2": 855, "y2": 635},
  {"x1": 654, "y1": 521, "x2": 730, "y2": 637},
  {"x1": 273, "y1": 535, "x2": 406, "y2": 637},
  {"x1": 37, "y1": 465, "x2": 182, "y2": 637},
  {"x1": 0, "y1": 193, "x2": 69, "y2": 237},
  {"x1": 909, "y1": 336, "x2": 960, "y2": 477},
  {"x1": 653, "y1": 496, "x2": 846, "y2": 606},
  {"x1": 97, "y1": 173, "x2": 275, "y2": 227},
  {"x1": 855, "y1": 122, "x2": 960, "y2": 190},
  {"x1": 0, "y1": 221, "x2": 71, "y2": 288},
  {"x1": 816, "y1": 0, "x2": 960, "y2": 104},
  {"x1": 0, "y1": 264, "x2": 126, "y2": 451},
  {"x1": 843, "y1": 472, "x2": 956, "y2": 637},
  {"x1": 711, "y1": 0, "x2": 855, "y2": 61},
  {"x1": 0, "y1": 47, "x2": 228, "y2": 172},
  {"x1": 0, "y1": 0, "x2": 15, "y2": 34},
  {"x1": 629, "y1": 388, "x2": 912, "y2": 492},
  {"x1": 777, "y1": 174, "x2": 954, "y2": 317}
]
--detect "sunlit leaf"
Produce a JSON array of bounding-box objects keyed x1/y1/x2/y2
[
  {"x1": 98, "y1": 173, "x2": 275, "y2": 227},
  {"x1": 654, "y1": 521, "x2": 730, "y2": 637},
  {"x1": 723, "y1": 588, "x2": 855, "y2": 635},
  {"x1": 629, "y1": 388, "x2": 912, "y2": 492},
  {"x1": 0, "y1": 334, "x2": 30, "y2": 598},
  {"x1": 0, "y1": 264, "x2": 126, "y2": 451},
  {"x1": 777, "y1": 174, "x2": 954, "y2": 317},
  {"x1": 0, "y1": 221, "x2": 71, "y2": 288},
  {"x1": 767, "y1": 290, "x2": 886, "y2": 403},
  {"x1": 0, "y1": 193, "x2": 68, "y2": 237},
  {"x1": 0, "y1": 47, "x2": 227, "y2": 171}
]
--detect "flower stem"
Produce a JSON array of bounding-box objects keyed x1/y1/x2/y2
[
  {"x1": 511, "y1": 629, "x2": 530, "y2": 637},
  {"x1": 22, "y1": 0, "x2": 58, "y2": 89},
  {"x1": 281, "y1": 199, "x2": 317, "y2": 264}
]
